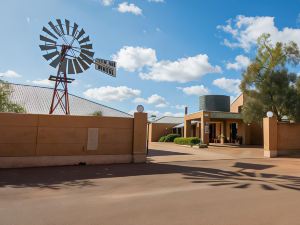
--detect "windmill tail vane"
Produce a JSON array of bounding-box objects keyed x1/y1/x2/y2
[{"x1": 39, "y1": 19, "x2": 116, "y2": 115}]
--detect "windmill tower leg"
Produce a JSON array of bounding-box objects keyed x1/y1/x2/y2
[
  {"x1": 48, "y1": 45, "x2": 74, "y2": 115},
  {"x1": 49, "y1": 71, "x2": 72, "y2": 115}
]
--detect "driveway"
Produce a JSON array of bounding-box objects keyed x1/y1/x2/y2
[{"x1": 1, "y1": 143, "x2": 300, "y2": 225}]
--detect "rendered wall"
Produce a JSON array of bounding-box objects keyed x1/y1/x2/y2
[
  {"x1": 149, "y1": 123, "x2": 176, "y2": 142},
  {"x1": 0, "y1": 112, "x2": 147, "y2": 167},
  {"x1": 264, "y1": 117, "x2": 300, "y2": 157},
  {"x1": 230, "y1": 94, "x2": 244, "y2": 113},
  {"x1": 277, "y1": 123, "x2": 300, "y2": 152}
]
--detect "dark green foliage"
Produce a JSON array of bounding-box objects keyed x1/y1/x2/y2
[
  {"x1": 158, "y1": 136, "x2": 166, "y2": 142},
  {"x1": 174, "y1": 137, "x2": 201, "y2": 146},
  {"x1": 240, "y1": 34, "x2": 300, "y2": 122},
  {"x1": 0, "y1": 80, "x2": 25, "y2": 113},
  {"x1": 164, "y1": 134, "x2": 180, "y2": 142},
  {"x1": 92, "y1": 111, "x2": 102, "y2": 116}
]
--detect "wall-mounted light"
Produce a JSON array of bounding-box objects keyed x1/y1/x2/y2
[
  {"x1": 266, "y1": 111, "x2": 273, "y2": 118},
  {"x1": 136, "y1": 105, "x2": 144, "y2": 113}
]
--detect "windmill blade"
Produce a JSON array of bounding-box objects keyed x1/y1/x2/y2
[
  {"x1": 43, "y1": 51, "x2": 59, "y2": 61},
  {"x1": 77, "y1": 57, "x2": 90, "y2": 71},
  {"x1": 48, "y1": 21, "x2": 61, "y2": 37},
  {"x1": 40, "y1": 35, "x2": 56, "y2": 44},
  {"x1": 50, "y1": 55, "x2": 62, "y2": 68},
  {"x1": 39, "y1": 44, "x2": 57, "y2": 51},
  {"x1": 68, "y1": 59, "x2": 75, "y2": 74},
  {"x1": 73, "y1": 59, "x2": 83, "y2": 73},
  {"x1": 81, "y1": 49, "x2": 94, "y2": 58},
  {"x1": 65, "y1": 19, "x2": 70, "y2": 35},
  {"x1": 76, "y1": 29, "x2": 85, "y2": 40},
  {"x1": 60, "y1": 58, "x2": 67, "y2": 74},
  {"x1": 80, "y1": 53, "x2": 93, "y2": 65},
  {"x1": 80, "y1": 44, "x2": 93, "y2": 50},
  {"x1": 42, "y1": 26, "x2": 58, "y2": 40},
  {"x1": 71, "y1": 23, "x2": 78, "y2": 37},
  {"x1": 56, "y1": 19, "x2": 65, "y2": 35},
  {"x1": 78, "y1": 36, "x2": 90, "y2": 44}
]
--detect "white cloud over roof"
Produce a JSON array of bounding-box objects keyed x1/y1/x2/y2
[
  {"x1": 213, "y1": 77, "x2": 241, "y2": 94},
  {"x1": 218, "y1": 15, "x2": 300, "y2": 51},
  {"x1": 140, "y1": 54, "x2": 221, "y2": 83},
  {"x1": 226, "y1": 55, "x2": 250, "y2": 70},
  {"x1": 178, "y1": 85, "x2": 210, "y2": 96},
  {"x1": 84, "y1": 86, "x2": 141, "y2": 102}
]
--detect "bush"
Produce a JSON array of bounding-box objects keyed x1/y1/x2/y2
[
  {"x1": 174, "y1": 137, "x2": 201, "y2": 146},
  {"x1": 164, "y1": 134, "x2": 180, "y2": 142},
  {"x1": 158, "y1": 136, "x2": 167, "y2": 142}
]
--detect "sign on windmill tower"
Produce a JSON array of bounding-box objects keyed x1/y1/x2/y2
[{"x1": 39, "y1": 19, "x2": 117, "y2": 115}]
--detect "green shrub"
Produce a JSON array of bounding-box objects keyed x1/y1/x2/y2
[
  {"x1": 158, "y1": 136, "x2": 167, "y2": 142},
  {"x1": 164, "y1": 134, "x2": 180, "y2": 142},
  {"x1": 174, "y1": 137, "x2": 201, "y2": 146}
]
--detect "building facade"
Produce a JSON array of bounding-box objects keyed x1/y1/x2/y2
[
  {"x1": 184, "y1": 94, "x2": 263, "y2": 145},
  {"x1": 149, "y1": 94, "x2": 263, "y2": 145}
]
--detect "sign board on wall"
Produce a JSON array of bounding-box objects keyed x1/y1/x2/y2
[
  {"x1": 204, "y1": 125, "x2": 209, "y2": 134},
  {"x1": 87, "y1": 128, "x2": 99, "y2": 150}
]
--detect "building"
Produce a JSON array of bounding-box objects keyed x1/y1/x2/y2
[
  {"x1": 184, "y1": 94, "x2": 263, "y2": 145},
  {"x1": 149, "y1": 94, "x2": 263, "y2": 145},
  {"x1": 148, "y1": 116, "x2": 183, "y2": 142},
  {"x1": 8, "y1": 83, "x2": 132, "y2": 118}
]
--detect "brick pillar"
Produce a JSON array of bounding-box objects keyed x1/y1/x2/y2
[
  {"x1": 201, "y1": 112, "x2": 210, "y2": 144},
  {"x1": 133, "y1": 112, "x2": 148, "y2": 163},
  {"x1": 263, "y1": 117, "x2": 278, "y2": 158},
  {"x1": 184, "y1": 118, "x2": 191, "y2": 138}
]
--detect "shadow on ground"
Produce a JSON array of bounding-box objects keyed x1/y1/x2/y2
[
  {"x1": 1, "y1": 160, "x2": 300, "y2": 192},
  {"x1": 147, "y1": 149, "x2": 191, "y2": 157}
]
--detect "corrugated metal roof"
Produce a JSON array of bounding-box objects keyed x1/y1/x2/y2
[
  {"x1": 152, "y1": 116, "x2": 183, "y2": 124},
  {"x1": 8, "y1": 83, "x2": 132, "y2": 118}
]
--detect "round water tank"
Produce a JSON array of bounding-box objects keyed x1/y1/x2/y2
[{"x1": 199, "y1": 95, "x2": 230, "y2": 112}]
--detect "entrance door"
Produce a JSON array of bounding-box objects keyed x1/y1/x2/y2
[
  {"x1": 230, "y1": 123, "x2": 237, "y2": 143},
  {"x1": 209, "y1": 123, "x2": 216, "y2": 143}
]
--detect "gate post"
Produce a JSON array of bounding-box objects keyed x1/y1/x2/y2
[
  {"x1": 263, "y1": 117, "x2": 278, "y2": 157},
  {"x1": 133, "y1": 112, "x2": 148, "y2": 163}
]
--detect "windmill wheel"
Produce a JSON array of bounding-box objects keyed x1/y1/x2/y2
[{"x1": 39, "y1": 19, "x2": 94, "y2": 74}]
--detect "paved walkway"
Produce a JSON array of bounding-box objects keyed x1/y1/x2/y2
[{"x1": 1, "y1": 143, "x2": 300, "y2": 225}]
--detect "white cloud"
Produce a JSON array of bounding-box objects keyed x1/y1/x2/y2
[
  {"x1": 100, "y1": 0, "x2": 113, "y2": 6},
  {"x1": 117, "y1": 2, "x2": 142, "y2": 15},
  {"x1": 31, "y1": 79, "x2": 52, "y2": 86},
  {"x1": 140, "y1": 54, "x2": 221, "y2": 83},
  {"x1": 163, "y1": 112, "x2": 184, "y2": 117},
  {"x1": 83, "y1": 86, "x2": 141, "y2": 102},
  {"x1": 226, "y1": 55, "x2": 250, "y2": 70},
  {"x1": 178, "y1": 85, "x2": 210, "y2": 96},
  {"x1": 112, "y1": 46, "x2": 157, "y2": 72},
  {"x1": 218, "y1": 15, "x2": 300, "y2": 51},
  {"x1": 0, "y1": 70, "x2": 22, "y2": 78},
  {"x1": 134, "y1": 94, "x2": 168, "y2": 108},
  {"x1": 26, "y1": 17, "x2": 30, "y2": 23},
  {"x1": 213, "y1": 77, "x2": 241, "y2": 94}
]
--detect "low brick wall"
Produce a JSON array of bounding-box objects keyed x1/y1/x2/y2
[
  {"x1": 264, "y1": 117, "x2": 300, "y2": 157},
  {"x1": 0, "y1": 112, "x2": 147, "y2": 168}
]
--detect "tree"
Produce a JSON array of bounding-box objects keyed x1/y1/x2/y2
[
  {"x1": 0, "y1": 80, "x2": 25, "y2": 113},
  {"x1": 92, "y1": 111, "x2": 102, "y2": 116},
  {"x1": 240, "y1": 34, "x2": 300, "y2": 123}
]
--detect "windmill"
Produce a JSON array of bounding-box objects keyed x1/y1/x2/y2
[{"x1": 39, "y1": 19, "x2": 116, "y2": 115}]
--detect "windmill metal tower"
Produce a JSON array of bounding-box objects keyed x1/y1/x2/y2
[{"x1": 39, "y1": 19, "x2": 116, "y2": 115}]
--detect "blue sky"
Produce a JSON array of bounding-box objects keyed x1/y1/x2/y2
[{"x1": 1, "y1": 0, "x2": 300, "y2": 117}]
